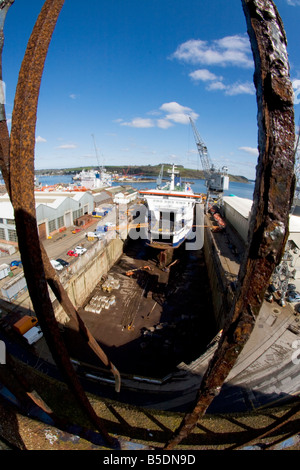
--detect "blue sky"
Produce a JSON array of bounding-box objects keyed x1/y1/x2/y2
[{"x1": 2, "y1": 0, "x2": 300, "y2": 179}]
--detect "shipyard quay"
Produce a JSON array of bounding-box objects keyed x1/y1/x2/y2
[{"x1": 0, "y1": 179, "x2": 298, "y2": 417}]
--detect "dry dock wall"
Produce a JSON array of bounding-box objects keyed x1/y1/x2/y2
[
  {"x1": 53, "y1": 235, "x2": 125, "y2": 324},
  {"x1": 203, "y1": 223, "x2": 234, "y2": 329}
]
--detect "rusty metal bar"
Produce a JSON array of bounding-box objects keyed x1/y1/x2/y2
[
  {"x1": 2, "y1": 352, "x2": 67, "y2": 422},
  {"x1": 164, "y1": 0, "x2": 295, "y2": 450},
  {"x1": 2, "y1": 0, "x2": 120, "y2": 393},
  {"x1": 0, "y1": 1, "x2": 14, "y2": 192},
  {"x1": 1, "y1": 352, "x2": 122, "y2": 448},
  {"x1": 4, "y1": 0, "x2": 116, "y2": 447},
  {"x1": 0, "y1": 2, "x2": 120, "y2": 392},
  {"x1": 42, "y1": 246, "x2": 121, "y2": 393},
  {"x1": 230, "y1": 401, "x2": 300, "y2": 450}
]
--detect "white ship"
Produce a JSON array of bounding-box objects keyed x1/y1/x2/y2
[
  {"x1": 72, "y1": 168, "x2": 112, "y2": 190},
  {"x1": 140, "y1": 165, "x2": 202, "y2": 249}
]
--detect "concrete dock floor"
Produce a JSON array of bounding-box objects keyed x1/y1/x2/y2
[{"x1": 63, "y1": 237, "x2": 217, "y2": 379}]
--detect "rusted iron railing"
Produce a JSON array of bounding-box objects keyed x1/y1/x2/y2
[
  {"x1": 164, "y1": 0, "x2": 296, "y2": 449},
  {"x1": 0, "y1": 0, "x2": 119, "y2": 448},
  {"x1": 0, "y1": 0, "x2": 297, "y2": 451}
]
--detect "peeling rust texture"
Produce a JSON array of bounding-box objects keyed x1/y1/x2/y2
[
  {"x1": 0, "y1": 1, "x2": 14, "y2": 190},
  {"x1": 4, "y1": 0, "x2": 116, "y2": 448},
  {"x1": 165, "y1": 0, "x2": 295, "y2": 450},
  {"x1": 42, "y1": 246, "x2": 121, "y2": 393},
  {"x1": 7, "y1": 0, "x2": 121, "y2": 395}
]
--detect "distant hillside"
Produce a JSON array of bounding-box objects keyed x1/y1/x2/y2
[{"x1": 35, "y1": 164, "x2": 250, "y2": 184}]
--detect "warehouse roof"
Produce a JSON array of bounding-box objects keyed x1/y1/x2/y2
[
  {"x1": 0, "y1": 191, "x2": 93, "y2": 217},
  {"x1": 223, "y1": 196, "x2": 253, "y2": 219},
  {"x1": 0, "y1": 200, "x2": 14, "y2": 219},
  {"x1": 289, "y1": 214, "x2": 300, "y2": 233},
  {"x1": 224, "y1": 195, "x2": 300, "y2": 235}
]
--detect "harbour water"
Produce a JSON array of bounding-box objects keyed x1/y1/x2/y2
[{"x1": 36, "y1": 174, "x2": 256, "y2": 201}]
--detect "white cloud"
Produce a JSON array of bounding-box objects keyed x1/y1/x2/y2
[
  {"x1": 286, "y1": 0, "x2": 300, "y2": 5},
  {"x1": 164, "y1": 113, "x2": 190, "y2": 124},
  {"x1": 56, "y1": 143, "x2": 78, "y2": 149},
  {"x1": 206, "y1": 81, "x2": 227, "y2": 91},
  {"x1": 189, "y1": 69, "x2": 221, "y2": 82},
  {"x1": 172, "y1": 34, "x2": 253, "y2": 68},
  {"x1": 189, "y1": 68, "x2": 254, "y2": 96},
  {"x1": 293, "y1": 79, "x2": 300, "y2": 104},
  {"x1": 225, "y1": 81, "x2": 255, "y2": 96},
  {"x1": 239, "y1": 146, "x2": 259, "y2": 156},
  {"x1": 119, "y1": 102, "x2": 198, "y2": 129},
  {"x1": 172, "y1": 34, "x2": 256, "y2": 97},
  {"x1": 202, "y1": 77, "x2": 255, "y2": 95},
  {"x1": 36, "y1": 136, "x2": 47, "y2": 143},
  {"x1": 159, "y1": 102, "x2": 198, "y2": 124},
  {"x1": 69, "y1": 93, "x2": 77, "y2": 100},
  {"x1": 121, "y1": 117, "x2": 155, "y2": 128},
  {"x1": 157, "y1": 119, "x2": 174, "y2": 129},
  {"x1": 160, "y1": 102, "x2": 190, "y2": 114}
]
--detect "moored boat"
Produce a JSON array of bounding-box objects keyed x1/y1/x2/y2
[{"x1": 139, "y1": 165, "x2": 202, "y2": 249}]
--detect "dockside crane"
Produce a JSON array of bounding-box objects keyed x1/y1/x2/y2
[
  {"x1": 189, "y1": 117, "x2": 229, "y2": 212},
  {"x1": 91, "y1": 133, "x2": 102, "y2": 171}
]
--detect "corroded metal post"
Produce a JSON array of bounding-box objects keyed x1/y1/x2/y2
[
  {"x1": 0, "y1": 1, "x2": 14, "y2": 191},
  {"x1": 0, "y1": 0, "x2": 116, "y2": 447},
  {"x1": 6, "y1": 0, "x2": 120, "y2": 394},
  {"x1": 165, "y1": 0, "x2": 295, "y2": 449}
]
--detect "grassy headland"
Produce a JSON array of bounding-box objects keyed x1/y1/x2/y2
[{"x1": 35, "y1": 164, "x2": 250, "y2": 184}]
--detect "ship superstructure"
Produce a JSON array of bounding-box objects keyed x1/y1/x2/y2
[
  {"x1": 72, "y1": 134, "x2": 112, "y2": 189},
  {"x1": 140, "y1": 164, "x2": 202, "y2": 249},
  {"x1": 73, "y1": 168, "x2": 112, "y2": 189}
]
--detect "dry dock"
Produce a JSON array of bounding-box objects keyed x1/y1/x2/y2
[
  {"x1": 63, "y1": 237, "x2": 216, "y2": 380},
  {"x1": 0, "y1": 199, "x2": 299, "y2": 415}
]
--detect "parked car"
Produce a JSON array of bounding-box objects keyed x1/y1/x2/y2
[
  {"x1": 56, "y1": 258, "x2": 69, "y2": 267},
  {"x1": 72, "y1": 228, "x2": 81, "y2": 234},
  {"x1": 10, "y1": 260, "x2": 22, "y2": 268},
  {"x1": 67, "y1": 250, "x2": 79, "y2": 257},
  {"x1": 50, "y1": 259, "x2": 63, "y2": 271},
  {"x1": 85, "y1": 231, "x2": 103, "y2": 240},
  {"x1": 287, "y1": 291, "x2": 300, "y2": 302},
  {"x1": 104, "y1": 222, "x2": 114, "y2": 232},
  {"x1": 74, "y1": 245, "x2": 87, "y2": 255}
]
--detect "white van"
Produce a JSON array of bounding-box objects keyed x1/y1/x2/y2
[{"x1": 23, "y1": 326, "x2": 43, "y2": 345}]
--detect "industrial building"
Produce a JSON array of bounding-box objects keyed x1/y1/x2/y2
[
  {"x1": 90, "y1": 185, "x2": 138, "y2": 207},
  {"x1": 104, "y1": 186, "x2": 138, "y2": 205},
  {"x1": 0, "y1": 185, "x2": 138, "y2": 251},
  {"x1": 91, "y1": 188, "x2": 113, "y2": 207},
  {"x1": 0, "y1": 190, "x2": 94, "y2": 243},
  {"x1": 222, "y1": 196, "x2": 252, "y2": 243}
]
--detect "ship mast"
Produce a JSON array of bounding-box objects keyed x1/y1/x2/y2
[{"x1": 168, "y1": 164, "x2": 179, "y2": 191}]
